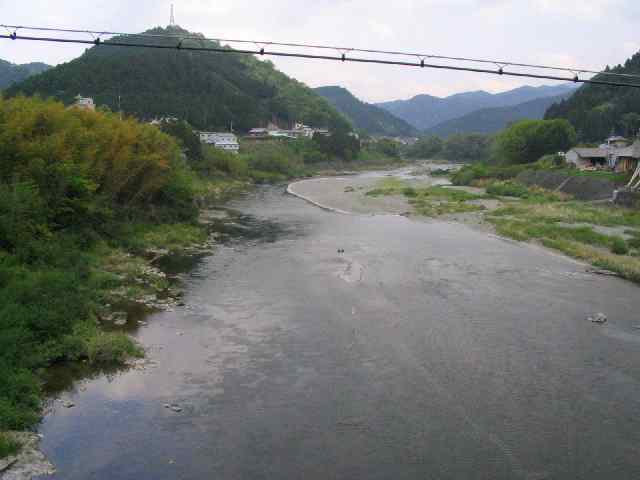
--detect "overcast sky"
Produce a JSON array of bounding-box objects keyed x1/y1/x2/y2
[{"x1": 1, "y1": 0, "x2": 639, "y2": 102}]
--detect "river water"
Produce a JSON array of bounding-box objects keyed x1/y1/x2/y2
[{"x1": 37, "y1": 178, "x2": 640, "y2": 479}]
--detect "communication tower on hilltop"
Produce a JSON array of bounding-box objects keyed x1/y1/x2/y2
[{"x1": 170, "y1": 4, "x2": 176, "y2": 26}]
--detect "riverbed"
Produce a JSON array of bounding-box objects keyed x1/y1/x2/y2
[{"x1": 32, "y1": 171, "x2": 640, "y2": 480}]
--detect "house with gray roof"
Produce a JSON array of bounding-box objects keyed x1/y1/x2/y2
[{"x1": 565, "y1": 134, "x2": 640, "y2": 173}]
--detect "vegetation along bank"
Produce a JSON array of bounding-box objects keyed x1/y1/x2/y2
[{"x1": 0, "y1": 95, "x2": 402, "y2": 460}]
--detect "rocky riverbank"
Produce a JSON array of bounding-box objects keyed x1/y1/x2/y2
[
  {"x1": 0, "y1": 208, "x2": 234, "y2": 480},
  {"x1": 287, "y1": 170, "x2": 640, "y2": 284}
]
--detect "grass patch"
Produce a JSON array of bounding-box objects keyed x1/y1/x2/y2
[
  {"x1": 0, "y1": 432, "x2": 20, "y2": 459},
  {"x1": 411, "y1": 200, "x2": 484, "y2": 217},
  {"x1": 86, "y1": 331, "x2": 143, "y2": 365},
  {"x1": 117, "y1": 223, "x2": 207, "y2": 253},
  {"x1": 541, "y1": 238, "x2": 640, "y2": 282},
  {"x1": 486, "y1": 181, "x2": 530, "y2": 198},
  {"x1": 365, "y1": 177, "x2": 409, "y2": 196},
  {"x1": 365, "y1": 179, "x2": 489, "y2": 218},
  {"x1": 490, "y1": 201, "x2": 640, "y2": 228},
  {"x1": 611, "y1": 237, "x2": 630, "y2": 255},
  {"x1": 489, "y1": 218, "x2": 619, "y2": 249}
]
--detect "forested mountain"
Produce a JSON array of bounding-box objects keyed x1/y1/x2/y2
[
  {"x1": 545, "y1": 51, "x2": 640, "y2": 141},
  {"x1": 377, "y1": 84, "x2": 577, "y2": 131},
  {"x1": 425, "y1": 92, "x2": 573, "y2": 137},
  {"x1": 314, "y1": 86, "x2": 417, "y2": 136},
  {"x1": 6, "y1": 26, "x2": 349, "y2": 132},
  {"x1": 0, "y1": 59, "x2": 50, "y2": 89}
]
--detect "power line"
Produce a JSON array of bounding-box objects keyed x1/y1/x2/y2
[
  {"x1": 2, "y1": 25, "x2": 640, "y2": 88},
  {"x1": 3, "y1": 24, "x2": 639, "y2": 81}
]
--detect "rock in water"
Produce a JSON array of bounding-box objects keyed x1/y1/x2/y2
[{"x1": 588, "y1": 313, "x2": 607, "y2": 324}]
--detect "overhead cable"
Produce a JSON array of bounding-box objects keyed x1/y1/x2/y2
[{"x1": 2, "y1": 25, "x2": 640, "y2": 88}]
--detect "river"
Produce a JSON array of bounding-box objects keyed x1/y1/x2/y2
[{"x1": 36, "y1": 173, "x2": 640, "y2": 479}]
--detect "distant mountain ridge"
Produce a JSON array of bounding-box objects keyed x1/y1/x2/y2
[
  {"x1": 6, "y1": 26, "x2": 349, "y2": 132},
  {"x1": 424, "y1": 92, "x2": 574, "y2": 137},
  {"x1": 0, "y1": 59, "x2": 50, "y2": 89},
  {"x1": 314, "y1": 86, "x2": 417, "y2": 137},
  {"x1": 377, "y1": 84, "x2": 578, "y2": 132}
]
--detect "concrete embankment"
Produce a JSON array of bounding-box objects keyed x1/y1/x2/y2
[{"x1": 515, "y1": 170, "x2": 617, "y2": 200}]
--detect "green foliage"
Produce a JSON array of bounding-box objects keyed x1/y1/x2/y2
[
  {"x1": 158, "y1": 119, "x2": 203, "y2": 162},
  {"x1": 0, "y1": 96, "x2": 194, "y2": 432},
  {"x1": 314, "y1": 130, "x2": 361, "y2": 161},
  {"x1": 611, "y1": 237, "x2": 630, "y2": 255},
  {"x1": 451, "y1": 163, "x2": 530, "y2": 186},
  {"x1": 404, "y1": 133, "x2": 492, "y2": 162},
  {"x1": 243, "y1": 141, "x2": 305, "y2": 178},
  {"x1": 492, "y1": 119, "x2": 577, "y2": 164},
  {"x1": 441, "y1": 133, "x2": 492, "y2": 162},
  {"x1": 86, "y1": 330, "x2": 143, "y2": 365},
  {"x1": 405, "y1": 136, "x2": 444, "y2": 159},
  {"x1": 7, "y1": 27, "x2": 347, "y2": 133},
  {"x1": 486, "y1": 181, "x2": 530, "y2": 198},
  {"x1": 0, "y1": 432, "x2": 21, "y2": 459},
  {"x1": 198, "y1": 146, "x2": 249, "y2": 178},
  {"x1": 0, "y1": 95, "x2": 197, "y2": 224},
  {"x1": 545, "y1": 51, "x2": 640, "y2": 141},
  {"x1": 0, "y1": 59, "x2": 50, "y2": 90}
]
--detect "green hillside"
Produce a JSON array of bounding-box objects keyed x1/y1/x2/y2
[
  {"x1": 545, "y1": 51, "x2": 640, "y2": 141},
  {"x1": 314, "y1": 86, "x2": 417, "y2": 136},
  {"x1": 0, "y1": 59, "x2": 50, "y2": 90},
  {"x1": 6, "y1": 26, "x2": 350, "y2": 132}
]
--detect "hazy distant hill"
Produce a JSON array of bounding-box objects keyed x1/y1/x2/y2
[
  {"x1": 377, "y1": 84, "x2": 578, "y2": 131},
  {"x1": 545, "y1": 51, "x2": 640, "y2": 141},
  {"x1": 7, "y1": 26, "x2": 349, "y2": 132},
  {"x1": 0, "y1": 59, "x2": 50, "y2": 89},
  {"x1": 314, "y1": 86, "x2": 417, "y2": 137},
  {"x1": 425, "y1": 92, "x2": 574, "y2": 137}
]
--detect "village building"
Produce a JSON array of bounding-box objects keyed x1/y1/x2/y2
[
  {"x1": 565, "y1": 134, "x2": 640, "y2": 173},
  {"x1": 71, "y1": 95, "x2": 95, "y2": 111},
  {"x1": 246, "y1": 122, "x2": 331, "y2": 141},
  {"x1": 149, "y1": 116, "x2": 179, "y2": 125},
  {"x1": 198, "y1": 132, "x2": 240, "y2": 154}
]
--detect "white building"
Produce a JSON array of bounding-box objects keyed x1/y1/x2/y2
[
  {"x1": 198, "y1": 132, "x2": 240, "y2": 154},
  {"x1": 149, "y1": 116, "x2": 178, "y2": 125},
  {"x1": 72, "y1": 95, "x2": 95, "y2": 111}
]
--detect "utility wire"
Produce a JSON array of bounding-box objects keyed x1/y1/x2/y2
[
  {"x1": 2, "y1": 26, "x2": 640, "y2": 88},
  {"x1": 3, "y1": 24, "x2": 640, "y2": 82},
  {"x1": 2, "y1": 23, "x2": 639, "y2": 81}
]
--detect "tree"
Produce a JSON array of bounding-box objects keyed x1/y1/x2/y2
[
  {"x1": 621, "y1": 112, "x2": 640, "y2": 138},
  {"x1": 492, "y1": 119, "x2": 577, "y2": 164},
  {"x1": 441, "y1": 134, "x2": 492, "y2": 162},
  {"x1": 405, "y1": 136, "x2": 443, "y2": 159},
  {"x1": 313, "y1": 131, "x2": 361, "y2": 161},
  {"x1": 158, "y1": 119, "x2": 203, "y2": 162}
]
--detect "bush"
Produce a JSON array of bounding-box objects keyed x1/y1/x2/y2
[
  {"x1": 402, "y1": 187, "x2": 418, "y2": 197},
  {"x1": 198, "y1": 146, "x2": 249, "y2": 177},
  {"x1": 487, "y1": 181, "x2": 530, "y2": 198},
  {"x1": 611, "y1": 237, "x2": 630, "y2": 255},
  {"x1": 0, "y1": 97, "x2": 194, "y2": 433},
  {"x1": 451, "y1": 163, "x2": 532, "y2": 186},
  {"x1": 0, "y1": 432, "x2": 21, "y2": 459},
  {"x1": 86, "y1": 332, "x2": 143, "y2": 365},
  {"x1": 492, "y1": 119, "x2": 576, "y2": 164}
]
